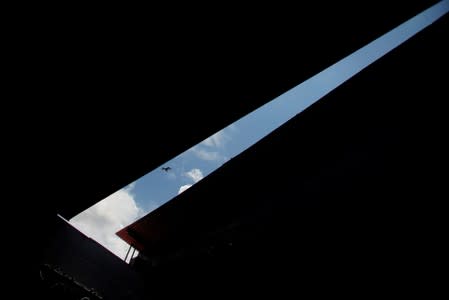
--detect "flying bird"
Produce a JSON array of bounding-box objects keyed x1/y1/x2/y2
[{"x1": 161, "y1": 166, "x2": 171, "y2": 172}]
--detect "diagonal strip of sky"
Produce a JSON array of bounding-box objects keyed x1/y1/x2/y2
[{"x1": 70, "y1": 0, "x2": 449, "y2": 259}]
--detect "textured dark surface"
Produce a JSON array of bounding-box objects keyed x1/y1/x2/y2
[{"x1": 39, "y1": 217, "x2": 145, "y2": 300}]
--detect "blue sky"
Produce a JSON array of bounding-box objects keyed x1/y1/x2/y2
[{"x1": 69, "y1": 1, "x2": 449, "y2": 259}]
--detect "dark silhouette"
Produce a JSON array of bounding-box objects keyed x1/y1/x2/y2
[{"x1": 161, "y1": 167, "x2": 171, "y2": 172}]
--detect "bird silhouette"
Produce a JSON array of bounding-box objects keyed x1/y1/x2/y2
[{"x1": 161, "y1": 166, "x2": 171, "y2": 172}]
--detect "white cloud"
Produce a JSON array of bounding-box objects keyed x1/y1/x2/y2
[
  {"x1": 185, "y1": 168, "x2": 203, "y2": 183},
  {"x1": 70, "y1": 186, "x2": 142, "y2": 259},
  {"x1": 178, "y1": 169, "x2": 203, "y2": 195},
  {"x1": 202, "y1": 130, "x2": 228, "y2": 147},
  {"x1": 125, "y1": 182, "x2": 136, "y2": 190},
  {"x1": 192, "y1": 147, "x2": 224, "y2": 161},
  {"x1": 178, "y1": 184, "x2": 192, "y2": 194}
]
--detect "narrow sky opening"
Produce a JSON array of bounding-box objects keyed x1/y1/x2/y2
[{"x1": 69, "y1": 1, "x2": 449, "y2": 259}]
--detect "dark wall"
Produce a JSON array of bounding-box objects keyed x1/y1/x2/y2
[{"x1": 38, "y1": 217, "x2": 146, "y2": 299}]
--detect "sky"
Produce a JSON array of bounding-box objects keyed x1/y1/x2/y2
[{"x1": 69, "y1": 1, "x2": 449, "y2": 260}]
